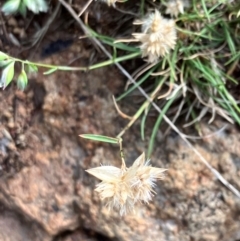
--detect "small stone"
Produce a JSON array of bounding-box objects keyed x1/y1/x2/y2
[
  {"x1": 8, "y1": 17, "x2": 18, "y2": 26},
  {"x1": 2, "y1": 129, "x2": 12, "y2": 140},
  {"x1": 7, "y1": 120, "x2": 15, "y2": 129},
  {"x1": 16, "y1": 134, "x2": 26, "y2": 147},
  {"x1": 2, "y1": 111, "x2": 12, "y2": 119},
  {"x1": 15, "y1": 90, "x2": 26, "y2": 100},
  {"x1": 6, "y1": 142, "x2": 16, "y2": 151}
]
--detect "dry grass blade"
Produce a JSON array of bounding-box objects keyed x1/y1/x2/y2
[
  {"x1": 192, "y1": 84, "x2": 234, "y2": 124},
  {"x1": 112, "y1": 95, "x2": 132, "y2": 120},
  {"x1": 182, "y1": 124, "x2": 228, "y2": 140},
  {"x1": 185, "y1": 98, "x2": 197, "y2": 121},
  {"x1": 151, "y1": 68, "x2": 170, "y2": 76},
  {"x1": 78, "y1": 0, "x2": 93, "y2": 17},
  {"x1": 164, "y1": 99, "x2": 185, "y2": 136},
  {"x1": 125, "y1": 63, "x2": 155, "y2": 90},
  {"x1": 158, "y1": 83, "x2": 173, "y2": 99},
  {"x1": 184, "y1": 106, "x2": 209, "y2": 128},
  {"x1": 208, "y1": 97, "x2": 216, "y2": 124}
]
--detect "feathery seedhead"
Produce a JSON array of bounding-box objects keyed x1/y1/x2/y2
[
  {"x1": 102, "y1": 0, "x2": 125, "y2": 7},
  {"x1": 133, "y1": 10, "x2": 177, "y2": 63},
  {"x1": 86, "y1": 153, "x2": 167, "y2": 215},
  {"x1": 166, "y1": 0, "x2": 189, "y2": 17}
]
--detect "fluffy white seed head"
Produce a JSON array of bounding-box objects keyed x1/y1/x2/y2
[
  {"x1": 86, "y1": 153, "x2": 167, "y2": 215},
  {"x1": 101, "y1": 0, "x2": 125, "y2": 7},
  {"x1": 165, "y1": 0, "x2": 189, "y2": 17},
  {"x1": 133, "y1": 10, "x2": 177, "y2": 63}
]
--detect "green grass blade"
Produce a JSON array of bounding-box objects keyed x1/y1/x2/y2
[
  {"x1": 79, "y1": 134, "x2": 119, "y2": 144},
  {"x1": 140, "y1": 105, "x2": 151, "y2": 141},
  {"x1": 201, "y1": 0, "x2": 210, "y2": 22},
  {"x1": 147, "y1": 96, "x2": 176, "y2": 158},
  {"x1": 222, "y1": 21, "x2": 236, "y2": 55},
  {"x1": 116, "y1": 64, "x2": 159, "y2": 101}
]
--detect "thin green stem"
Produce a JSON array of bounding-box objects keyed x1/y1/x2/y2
[
  {"x1": 88, "y1": 52, "x2": 141, "y2": 70},
  {"x1": 9, "y1": 52, "x2": 141, "y2": 73}
]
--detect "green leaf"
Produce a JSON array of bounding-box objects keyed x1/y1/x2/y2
[
  {"x1": 23, "y1": 0, "x2": 48, "y2": 13},
  {"x1": 18, "y1": 1, "x2": 27, "y2": 16},
  {"x1": 26, "y1": 63, "x2": 38, "y2": 73},
  {"x1": 0, "y1": 61, "x2": 15, "y2": 88},
  {"x1": 0, "y1": 59, "x2": 12, "y2": 68},
  {"x1": 43, "y1": 68, "x2": 58, "y2": 75},
  {"x1": 17, "y1": 69, "x2": 28, "y2": 90},
  {"x1": 79, "y1": 134, "x2": 120, "y2": 144},
  {"x1": 0, "y1": 51, "x2": 8, "y2": 61},
  {"x1": 1, "y1": 0, "x2": 21, "y2": 15},
  {"x1": 36, "y1": 0, "x2": 48, "y2": 12}
]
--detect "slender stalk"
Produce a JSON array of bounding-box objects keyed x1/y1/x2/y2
[
  {"x1": 10, "y1": 52, "x2": 141, "y2": 73},
  {"x1": 118, "y1": 138, "x2": 126, "y2": 169}
]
